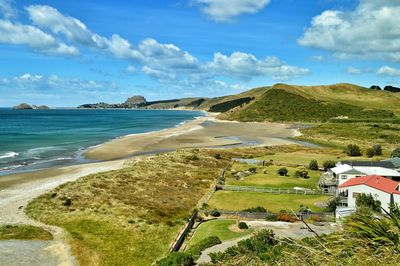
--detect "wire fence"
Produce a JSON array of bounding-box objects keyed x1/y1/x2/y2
[{"x1": 222, "y1": 185, "x2": 334, "y2": 195}]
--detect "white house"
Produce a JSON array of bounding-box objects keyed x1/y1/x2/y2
[
  {"x1": 337, "y1": 175, "x2": 400, "y2": 213},
  {"x1": 330, "y1": 164, "x2": 400, "y2": 186}
]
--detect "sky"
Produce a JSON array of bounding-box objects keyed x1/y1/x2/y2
[{"x1": 0, "y1": 0, "x2": 400, "y2": 107}]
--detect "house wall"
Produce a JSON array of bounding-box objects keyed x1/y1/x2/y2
[
  {"x1": 394, "y1": 193, "x2": 400, "y2": 206},
  {"x1": 343, "y1": 185, "x2": 392, "y2": 212},
  {"x1": 337, "y1": 174, "x2": 362, "y2": 186}
]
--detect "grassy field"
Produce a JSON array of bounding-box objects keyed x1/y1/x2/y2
[
  {"x1": 186, "y1": 219, "x2": 253, "y2": 248},
  {"x1": 226, "y1": 164, "x2": 320, "y2": 189},
  {"x1": 299, "y1": 122, "x2": 400, "y2": 152},
  {"x1": 208, "y1": 191, "x2": 330, "y2": 213},
  {"x1": 0, "y1": 225, "x2": 53, "y2": 240},
  {"x1": 26, "y1": 149, "x2": 229, "y2": 266}
]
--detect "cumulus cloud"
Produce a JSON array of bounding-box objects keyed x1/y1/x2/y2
[
  {"x1": 192, "y1": 0, "x2": 270, "y2": 22},
  {"x1": 0, "y1": 19, "x2": 78, "y2": 56},
  {"x1": 377, "y1": 66, "x2": 400, "y2": 76},
  {"x1": 0, "y1": 0, "x2": 16, "y2": 19},
  {"x1": 207, "y1": 52, "x2": 309, "y2": 81},
  {"x1": 298, "y1": 0, "x2": 400, "y2": 61}
]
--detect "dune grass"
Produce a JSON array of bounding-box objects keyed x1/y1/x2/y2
[
  {"x1": 226, "y1": 164, "x2": 320, "y2": 189},
  {"x1": 0, "y1": 225, "x2": 53, "y2": 240},
  {"x1": 208, "y1": 191, "x2": 330, "y2": 213},
  {"x1": 187, "y1": 219, "x2": 253, "y2": 249}
]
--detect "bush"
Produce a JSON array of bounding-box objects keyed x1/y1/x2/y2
[
  {"x1": 326, "y1": 197, "x2": 340, "y2": 212},
  {"x1": 310, "y1": 215, "x2": 321, "y2": 222},
  {"x1": 213, "y1": 153, "x2": 222, "y2": 159},
  {"x1": 265, "y1": 213, "x2": 278, "y2": 221},
  {"x1": 372, "y1": 144, "x2": 382, "y2": 156},
  {"x1": 356, "y1": 193, "x2": 382, "y2": 212},
  {"x1": 277, "y1": 210, "x2": 297, "y2": 223},
  {"x1": 323, "y1": 160, "x2": 337, "y2": 171},
  {"x1": 248, "y1": 167, "x2": 257, "y2": 173},
  {"x1": 299, "y1": 205, "x2": 311, "y2": 213},
  {"x1": 391, "y1": 147, "x2": 400, "y2": 158},
  {"x1": 238, "y1": 222, "x2": 248, "y2": 230},
  {"x1": 157, "y1": 252, "x2": 194, "y2": 266},
  {"x1": 187, "y1": 236, "x2": 221, "y2": 258},
  {"x1": 243, "y1": 206, "x2": 267, "y2": 213},
  {"x1": 277, "y1": 167, "x2": 288, "y2": 176},
  {"x1": 210, "y1": 209, "x2": 221, "y2": 217},
  {"x1": 345, "y1": 144, "x2": 362, "y2": 156},
  {"x1": 366, "y1": 148, "x2": 375, "y2": 158},
  {"x1": 295, "y1": 167, "x2": 308, "y2": 178},
  {"x1": 308, "y1": 159, "x2": 319, "y2": 170}
]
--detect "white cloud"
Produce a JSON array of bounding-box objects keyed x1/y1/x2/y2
[
  {"x1": 207, "y1": 52, "x2": 309, "y2": 81},
  {"x1": 0, "y1": 0, "x2": 16, "y2": 19},
  {"x1": 299, "y1": 0, "x2": 400, "y2": 61},
  {"x1": 377, "y1": 66, "x2": 400, "y2": 76},
  {"x1": 310, "y1": 55, "x2": 324, "y2": 62},
  {"x1": 346, "y1": 66, "x2": 362, "y2": 75},
  {"x1": 0, "y1": 19, "x2": 78, "y2": 56},
  {"x1": 193, "y1": 0, "x2": 270, "y2": 22},
  {"x1": 26, "y1": 5, "x2": 141, "y2": 60}
]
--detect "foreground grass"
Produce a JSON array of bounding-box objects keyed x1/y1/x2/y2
[
  {"x1": 0, "y1": 225, "x2": 53, "y2": 240},
  {"x1": 226, "y1": 164, "x2": 320, "y2": 189},
  {"x1": 187, "y1": 219, "x2": 253, "y2": 249},
  {"x1": 208, "y1": 191, "x2": 330, "y2": 213}
]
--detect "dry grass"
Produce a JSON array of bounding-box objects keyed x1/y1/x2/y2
[{"x1": 0, "y1": 224, "x2": 53, "y2": 240}]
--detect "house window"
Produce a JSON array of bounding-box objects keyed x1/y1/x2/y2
[
  {"x1": 353, "y1": 192, "x2": 360, "y2": 199},
  {"x1": 341, "y1": 175, "x2": 347, "y2": 179}
]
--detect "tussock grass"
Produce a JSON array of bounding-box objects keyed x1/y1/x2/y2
[{"x1": 0, "y1": 224, "x2": 52, "y2": 240}]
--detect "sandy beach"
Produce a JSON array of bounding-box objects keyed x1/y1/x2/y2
[{"x1": 85, "y1": 113, "x2": 300, "y2": 161}]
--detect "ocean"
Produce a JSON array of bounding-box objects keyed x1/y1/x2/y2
[{"x1": 0, "y1": 108, "x2": 203, "y2": 175}]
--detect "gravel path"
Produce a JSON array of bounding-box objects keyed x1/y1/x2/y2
[
  {"x1": 0, "y1": 160, "x2": 125, "y2": 266},
  {"x1": 196, "y1": 220, "x2": 340, "y2": 265}
]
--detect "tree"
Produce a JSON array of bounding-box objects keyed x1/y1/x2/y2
[
  {"x1": 295, "y1": 167, "x2": 308, "y2": 178},
  {"x1": 366, "y1": 148, "x2": 375, "y2": 158},
  {"x1": 326, "y1": 197, "x2": 340, "y2": 212},
  {"x1": 323, "y1": 160, "x2": 337, "y2": 171},
  {"x1": 277, "y1": 167, "x2": 288, "y2": 176},
  {"x1": 356, "y1": 193, "x2": 381, "y2": 212},
  {"x1": 345, "y1": 144, "x2": 362, "y2": 156},
  {"x1": 391, "y1": 147, "x2": 400, "y2": 158},
  {"x1": 308, "y1": 159, "x2": 319, "y2": 170},
  {"x1": 372, "y1": 144, "x2": 382, "y2": 156}
]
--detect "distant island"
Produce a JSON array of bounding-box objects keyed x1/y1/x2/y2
[{"x1": 12, "y1": 103, "x2": 50, "y2": 110}]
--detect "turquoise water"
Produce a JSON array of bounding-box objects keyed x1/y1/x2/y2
[{"x1": 0, "y1": 108, "x2": 203, "y2": 175}]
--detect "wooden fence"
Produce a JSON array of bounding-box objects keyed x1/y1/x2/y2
[
  {"x1": 169, "y1": 210, "x2": 198, "y2": 252},
  {"x1": 222, "y1": 185, "x2": 334, "y2": 195}
]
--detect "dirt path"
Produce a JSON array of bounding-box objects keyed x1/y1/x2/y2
[{"x1": 0, "y1": 159, "x2": 125, "y2": 266}]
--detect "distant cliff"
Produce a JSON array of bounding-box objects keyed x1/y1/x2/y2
[{"x1": 13, "y1": 103, "x2": 50, "y2": 110}]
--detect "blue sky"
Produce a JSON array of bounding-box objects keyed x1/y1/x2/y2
[{"x1": 0, "y1": 0, "x2": 399, "y2": 107}]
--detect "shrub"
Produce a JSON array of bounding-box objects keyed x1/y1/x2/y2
[
  {"x1": 323, "y1": 160, "x2": 337, "y2": 171},
  {"x1": 310, "y1": 215, "x2": 321, "y2": 222},
  {"x1": 63, "y1": 198, "x2": 72, "y2": 206},
  {"x1": 185, "y1": 154, "x2": 199, "y2": 162},
  {"x1": 295, "y1": 167, "x2": 308, "y2": 178},
  {"x1": 277, "y1": 167, "x2": 288, "y2": 176},
  {"x1": 156, "y1": 252, "x2": 194, "y2": 266},
  {"x1": 210, "y1": 209, "x2": 221, "y2": 217},
  {"x1": 356, "y1": 193, "x2": 382, "y2": 212},
  {"x1": 243, "y1": 206, "x2": 267, "y2": 213},
  {"x1": 277, "y1": 210, "x2": 297, "y2": 223},
  {"x1": 326, "y1": 197, "x2": 340, "y2": 212},
  {"x1": 391, "y1": 147, "x2": 400, "y2": 158},
  {"x1": 187, "y1": 236, "x2": 221, "y2": 258},
  {"x1": 366, "y1": 148, "x2": 375, "y2": 158},
  {"x1": 372, "y1": 144, "x2": 382, "y2": 156},
  {"x1": 345, "y1": 144, "x2": 362, "y2": 156},
  {"x1": 238, "y1": 222, "x2": 248, "y2": 230},
  {"x1": 265, "y1": 213, "x2": 278, "y2": 221},
  {"x1": 299, "y1": 205, "x2": 311, "y2": 213},
  {"x1": 213, "y1": 153, "x2": 222, "y2": 159},
  {"x1": 308, "y1": 159, "x2": 319, "y2": 170}
]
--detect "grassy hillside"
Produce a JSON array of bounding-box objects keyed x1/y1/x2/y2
[{"x1": 219, "y1": 87, "x2": 397, "y2": 122}]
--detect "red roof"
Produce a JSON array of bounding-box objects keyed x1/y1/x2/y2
[{"x1": 338, "y1": 175, "x2": 400, "y2": 194}]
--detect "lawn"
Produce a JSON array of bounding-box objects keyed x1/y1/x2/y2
[
  {"x1": 226, "y1": 164, "x2": 320, "y2": 189},
  {"x1": 208, "y1": 191, "x2": 330, "y2": 213},
  {"x1": 0, "y1": 225, "x2": 53, "y2": 240},
  {"x1": 187, "y1": 219, "x2": 253, "y2": 249}
]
